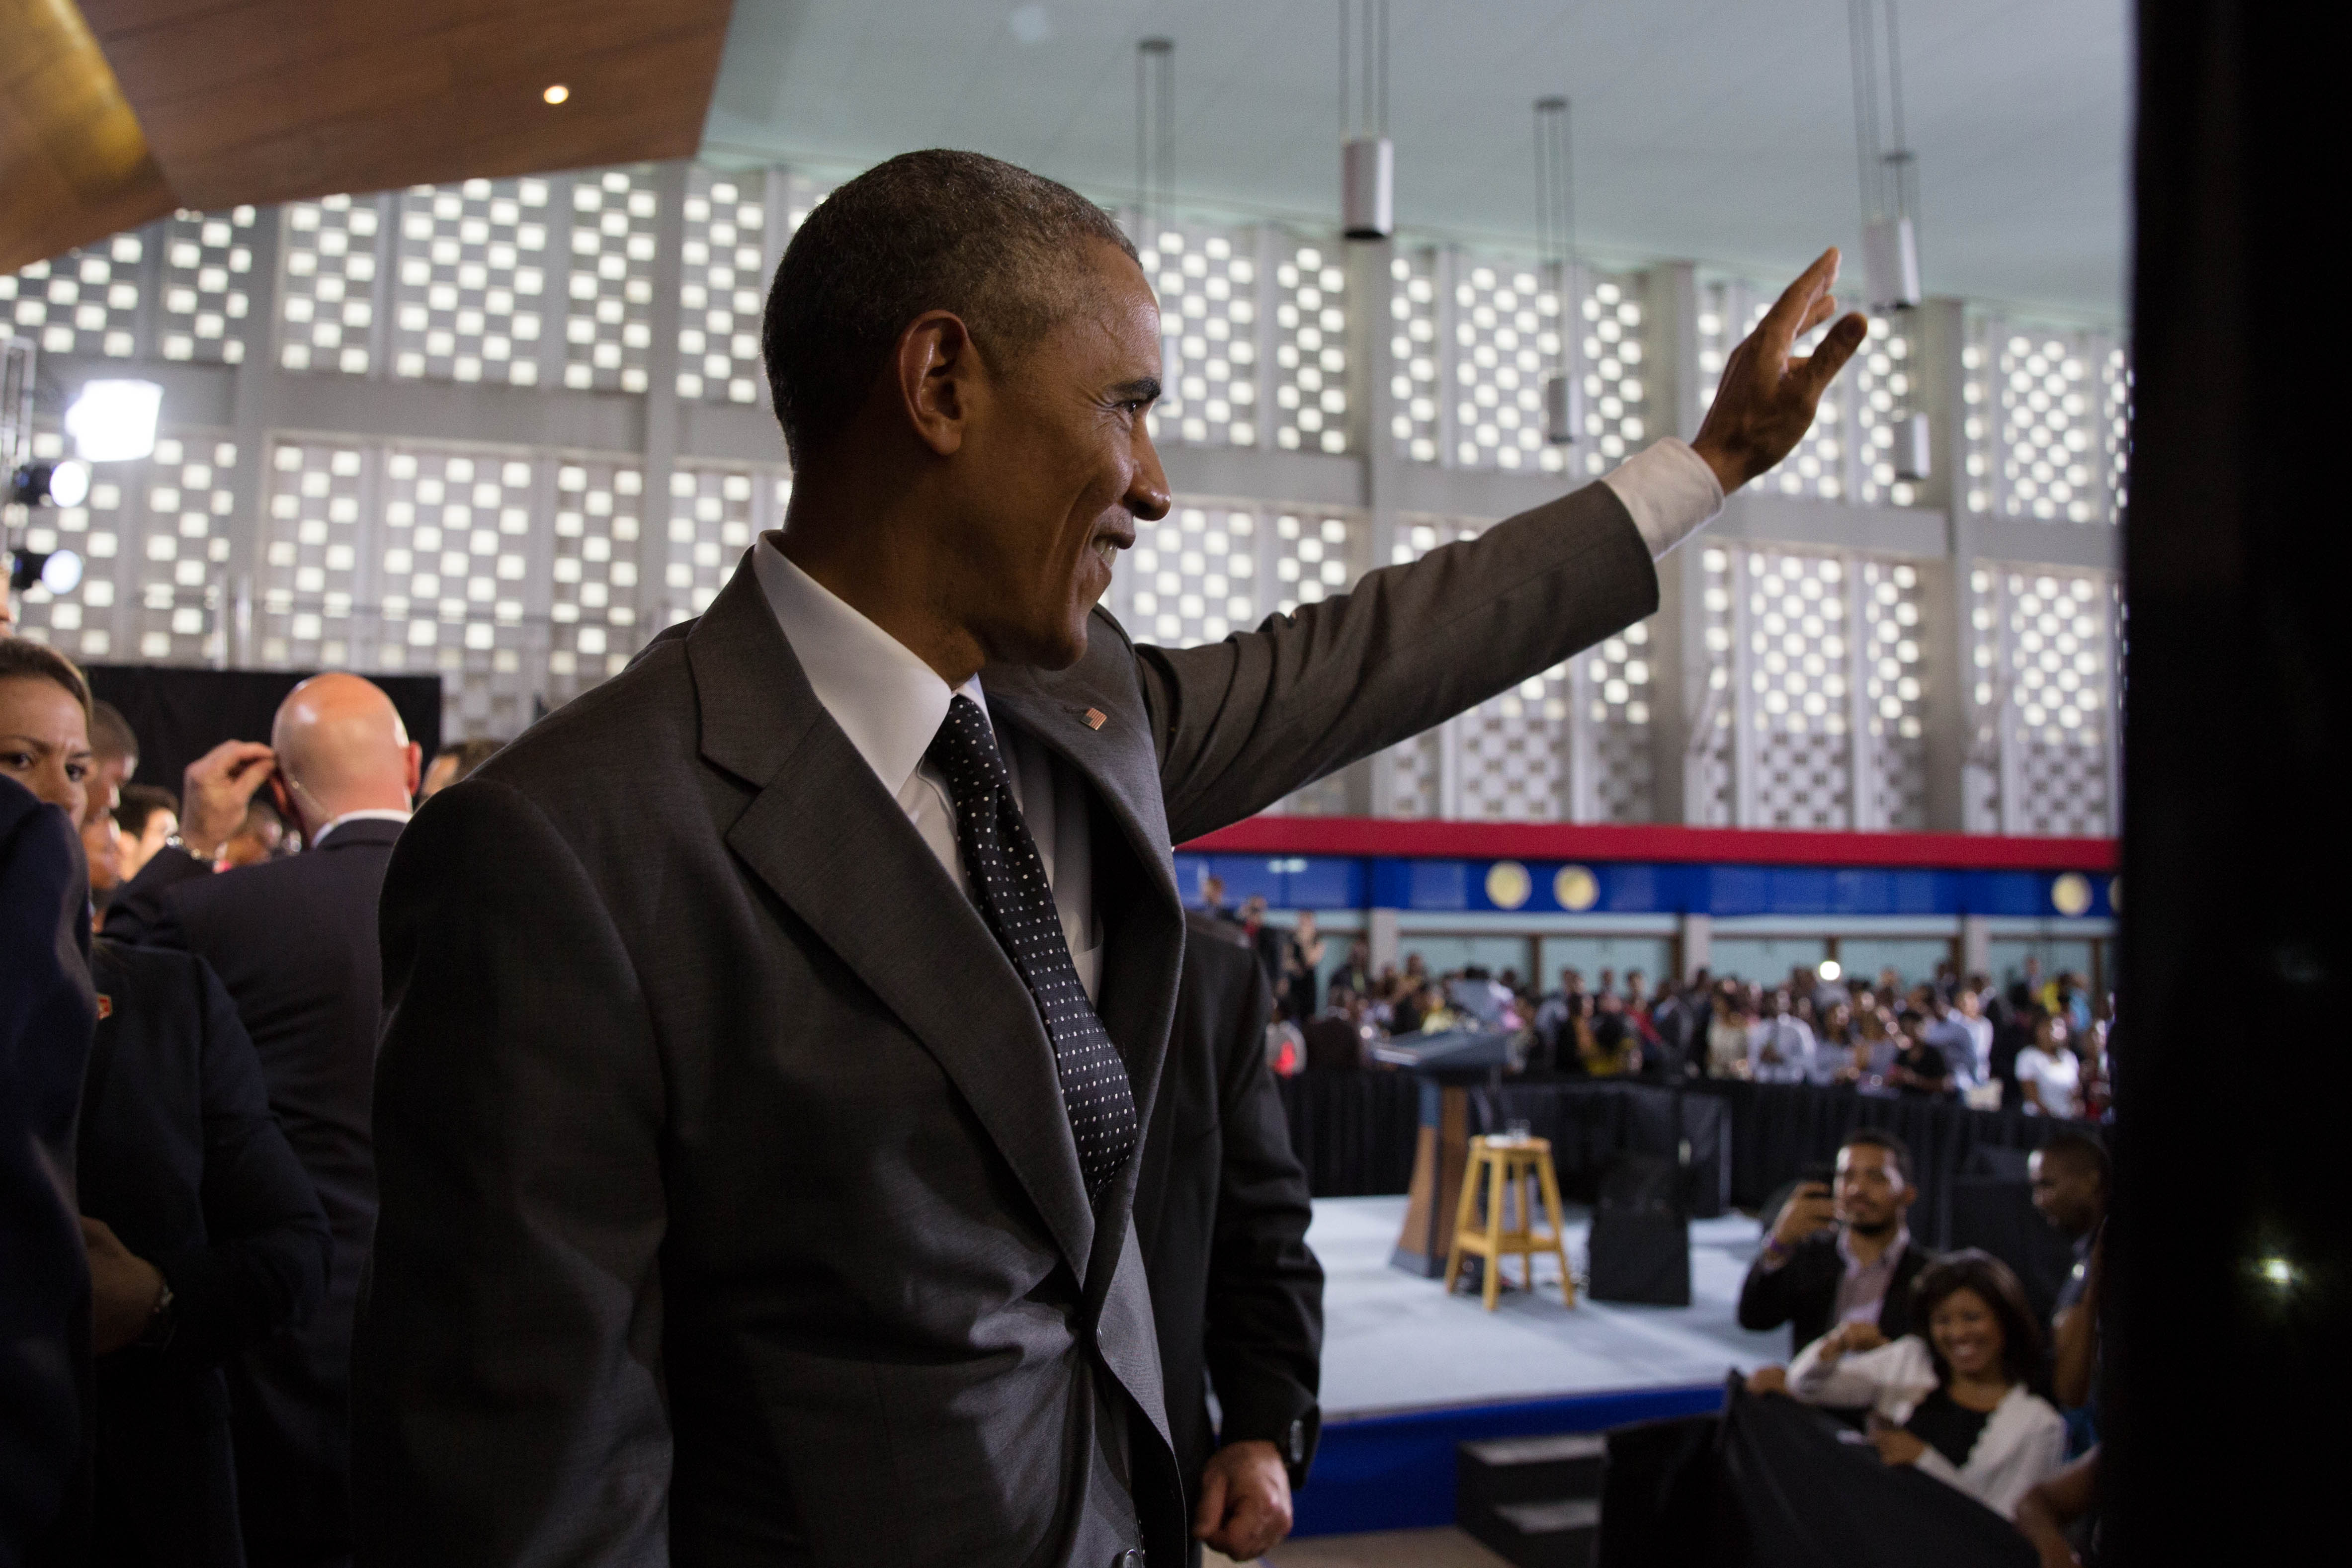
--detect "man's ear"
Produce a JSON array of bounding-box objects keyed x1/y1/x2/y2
[{"x1": 895, "y1": 311, "x2": 980, "y2": 458}]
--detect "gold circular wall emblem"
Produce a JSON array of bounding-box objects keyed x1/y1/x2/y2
[
  {"x1": 1485, "y1": 860, "x2": 1532, "y2": 910},
  {"x1": 1553, "y1": 864, "x2": 1600, "y2": 911}
]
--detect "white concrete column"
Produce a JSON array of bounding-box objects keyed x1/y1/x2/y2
[
  {"x1": 1961, "y1": 914, "x2": 1992, "y2": 982},
  {"x1": 1681, "y1": 912, "x2": 1713, "y2": 980},
  {"x1": 1368, "y1": 906, "x2": 1401, "y2": 974}
]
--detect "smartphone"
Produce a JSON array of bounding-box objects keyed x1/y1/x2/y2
[{"x1": 1798, "y1": 1161, "x2": 1835, "y2": 1190}]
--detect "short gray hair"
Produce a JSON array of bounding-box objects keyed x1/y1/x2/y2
[{"x1": 760, "y1": 149, "x2": 1138, "y2": 467}]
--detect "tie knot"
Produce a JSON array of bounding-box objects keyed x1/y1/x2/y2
[{"x1": 925, "y1": 693, "x2": 1008, "y2": 805}]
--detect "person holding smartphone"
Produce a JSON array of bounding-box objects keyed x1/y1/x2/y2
[{"x1": 1738, "y1": 1130, "x2": 1934, "y2": 1355}]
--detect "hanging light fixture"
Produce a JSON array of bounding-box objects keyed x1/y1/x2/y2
[
  {"x1": 1849, "y1": 0, "x2": 1930, "y2": 480},
  {"x1": 1535, "y1": 95, "x2": 1580, "y2": 446},
  {"x1": 1135, "y1": 38, "x2": 1174, "y2": 253},
  {"x1": 1849, "y1": 0, "x2": 1921, "y2": 311},
  {"x1": 1339, "y1": 0, "x2": 1393, "y2": 239}
]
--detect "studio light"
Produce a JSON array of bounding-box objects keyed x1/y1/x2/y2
[
  {"x1": 64, "y1": 378, "x2": 163, "y2": 463},
  {"x1": 50, "y1": 458, "x2": 90, "y2": 506},
  {"x1": 9, "y1": 548, "x2": 84, "y2": 595},
  {"x1": 9, "y1": 460, "x2": 90, "y2": 508},
  {"x1": 543, "y1": 83, "x2": 570, "y2": 105}
]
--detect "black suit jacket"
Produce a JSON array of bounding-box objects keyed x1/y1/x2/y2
[
  {"x1": 0, "y1": 776, "x2": 97, "y2": 1567},
  {"x1": 103, "y1": 818, "x2": 402, "y2": 1560},
  {"x1": 1736, "y1": 1232, "x2": 1936, "y2": 1354},
  {"x1": 354, "y1": 480, "x2": 1655, "y2": 1566},
  {"x1": 81, "y1": 941, "x2": 332, "y2": 1568},
  {"x1": 1135, "y1": 912, "x2": 1323, "y2": 1503}
]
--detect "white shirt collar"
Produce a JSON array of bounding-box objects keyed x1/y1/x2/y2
[
  {"x1": 751, "y1": 533, "x2": 988, "y2": 796},
  {"x1": 315, "y1": 808, "x2": 412, "y2": 845}
]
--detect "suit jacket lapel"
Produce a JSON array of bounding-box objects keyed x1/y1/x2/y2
[
  {"x1": 687, "y1": 569, "x2": 1096, "y2": 1277},
  {"x1": 984, "y1": 649, "x2": 1187, "y2": 1343}
]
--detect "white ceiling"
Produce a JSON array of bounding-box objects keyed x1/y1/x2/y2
[{"x1": 705, "y1": 0, "x2": 2130, "y2": 322}]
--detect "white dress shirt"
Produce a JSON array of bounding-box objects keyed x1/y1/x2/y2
[
  {"x1": 750, "y1": 440, "x2": 1724, "y2": 1004},
  {"x1": 313, "y1": 807, "x2": 412, "y2": 846}
]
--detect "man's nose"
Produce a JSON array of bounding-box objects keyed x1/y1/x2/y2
[{"x1": 1127, "y1": 430, "x2": 1172, "y2": 523}]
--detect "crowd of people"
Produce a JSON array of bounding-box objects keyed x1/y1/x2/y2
[
  {"x1": 1, "y1": 637, "x2": 504, "y2": 1567},
  {"x1": 2, "y1": 633, "x2": 1322, "y2": 1566},
  {"x1": 1739, "y1": 1126, "x2": 2108, "y2": 1564},
  {"x1": 1209, "y1": 881, "x2": 2112, "y2": 1123}
]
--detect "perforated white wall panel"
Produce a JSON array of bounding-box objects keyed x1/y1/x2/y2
[
  {"x1": 1691, "y1": 544, "x2": 1738, "y2": 826},
  {"x1": 1, "y1": 235, "x2": 144, "y2": 358},
  {"x1": 546, "y1": 458, "x2": 646, "y2": 693},
  {"x1": 1859, "y1": 559, "x2": 1929, "y2": 828},
  {"x1": 1742, "y1": 550, "x2": 1853, "y2": 828},
  {"x1": 563, "y1": 170, "x2": 659, "y2": 394},
  {"x1": 1573, "y1": 274, "x2": 1649, "y2": 479},
  {"x1": 1272, "y1": 242, "x2": 1348, "y2": 453},
  {"x1": 1148, "y1": 226, "x2": 1260, "y2": 448},
  {"x1": 1980, "y1": 566, "x2": 2116, "y2": 836},
  {"x1": 1388, "y1": 250, "x2": 1442, "y2": 463},
  {"x1": 259, "y1": 439, "x2": 367, "y2": 668},
  {"x1": 1448, "y1": 258, "x2": 1561, "y2": 474},
  {"x1": 676, "y1": 169, "x2": 769, "y2": 405},
  {"x1": 393, "y1": 179, "x2": 551, "y2": 385},
  {"x1": 666, "y1": 464, "x2": 782, "y2": 622},
  {"x1": 1125, "y1": 501, "x2": 1258, "y2": 646},
  {"x1": 278, "y1": 196, "x2": 381, "y2": 374},
  {"x1": 160, "y1": 208, "x2": 256, "y2": 363}
]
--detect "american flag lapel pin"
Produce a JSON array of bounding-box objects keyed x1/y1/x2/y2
[{"x1": 1083, "y1": 707, "x2": 1108, "y2": 731}]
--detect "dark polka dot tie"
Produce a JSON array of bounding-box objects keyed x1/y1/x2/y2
[{"x1": 926, "y1": 694, "x2": 1138, "y2": 1202}]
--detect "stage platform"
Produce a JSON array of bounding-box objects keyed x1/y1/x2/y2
[{"x1": 1292, "y1": 1194, "x2": 1788, "y2": 1538}]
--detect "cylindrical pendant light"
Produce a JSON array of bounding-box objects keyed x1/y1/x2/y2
[
  {"x1": 1850, "y1": 0, "x2": 1922, "y2": 310},
  {"x1": 1340, "y1": 0, "x2": 1393, "y2": 239},
  {"x1": 1535, "y1": 96, "x2": 1580, "y2": 446}
]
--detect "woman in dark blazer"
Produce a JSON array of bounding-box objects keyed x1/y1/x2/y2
[{"x1": 80, "y1": 938, "x2": 332, "y2": 1567}]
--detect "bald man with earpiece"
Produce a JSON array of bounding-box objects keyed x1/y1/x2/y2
[{"x1": 105, "y1": 672, "x2": 420, "y2": 1568}]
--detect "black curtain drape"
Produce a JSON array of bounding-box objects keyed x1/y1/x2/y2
[
  {"x1": 2116, "y1": 4, "x2": 2343, "y2": 1559},
  {"x1": 1274, "y1": 1071, "x2": 2080, "y2": 1247},
  {"x1": 84, "y1": 667, "x2": 442, "y2": 792}
]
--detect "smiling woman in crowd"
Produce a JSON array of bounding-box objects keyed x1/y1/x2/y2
[{"x1": 1751, "y1": 1249, "x2": 2067, "y2": 1519}]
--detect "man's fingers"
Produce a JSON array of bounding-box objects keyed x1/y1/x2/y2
[
  {"x1": 1192, "y1": 1467, "x2": 1229, "y2": 1538},
  {"x1": 1796, "y1": 291, "x2": 1838, "y2": 339},
  {"x1": 1756, "y1": 248, "x2": 1842, "y2": 357},
  {"x1": 1797, "y1": 313, "x2": 1869, "y2": 398}
]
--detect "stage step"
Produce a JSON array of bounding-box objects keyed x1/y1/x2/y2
[{"x1": 1456, "y1": 1434, "x2": 1605, "y2": 1568}]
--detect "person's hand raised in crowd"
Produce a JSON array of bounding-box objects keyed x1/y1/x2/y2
[
  {"x1": 178, "y1": 739, "x2": 277, "y2": 861},
  {"x1": 1745, "y1": 1365, "x2": 1789, "y2": 1397},
  {"x1": 83, "y1": 1216, "x2": 167, "y2": 1354},
  {"x1": 1866, "y1": 1418, "x2": 1927, "y2": 1468},
  {"x1": 1813, "y1": 1320, "x2": 1887, "y2": 1367},
  {"x1": 1193, "y1": 1439, "x2": 1293, "y2": 1560},
  {"x1": 1689, "y1": 248, "x2": 1868, "y2": 496},
  {"x1": 1770, "y1": 1180, "x2": 1836, "y2": 1249}
]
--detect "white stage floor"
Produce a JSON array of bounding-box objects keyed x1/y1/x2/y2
[{"x1": 1309, "y1": 1195, "x2": 1791, "y2": 1418}]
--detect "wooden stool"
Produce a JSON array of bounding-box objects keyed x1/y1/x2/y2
[{"x1": 1444, "y1": 1135, "x2": 1575, "y2": 1311}]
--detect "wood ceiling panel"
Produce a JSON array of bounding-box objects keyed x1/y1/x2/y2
[
  {"x1": 78, "y1": 0, "x2": 733, "y2": 210},
  {"x1": 0, "y1": 0, "x2": 174, "y2": 273}
]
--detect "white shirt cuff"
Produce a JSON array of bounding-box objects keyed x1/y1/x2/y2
[{"x1": 1601, "y1": 437, "x2": 1724, "y2": 560}]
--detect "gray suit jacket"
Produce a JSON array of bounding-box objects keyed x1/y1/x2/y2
[{"x1": 351, "y1": 479, "x2": 1653, "y2": 1567}]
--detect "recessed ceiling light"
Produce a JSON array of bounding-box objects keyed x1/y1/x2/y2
[{"x1": 543, "y1": 83, "x2": 570, "y2": 105}]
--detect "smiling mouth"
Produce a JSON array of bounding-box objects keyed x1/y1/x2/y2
[{"x1": 1092, "y1": 532, "x2": 1129, "y2": 569}]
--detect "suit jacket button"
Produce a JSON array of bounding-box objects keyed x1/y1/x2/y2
[{"x1": 1114, "y1": 1551, "x2": 1146, "y2": 1568}]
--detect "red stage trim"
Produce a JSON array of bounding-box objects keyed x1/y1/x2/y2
[{"x1": 1178, "y1": 817, "x2": 2118, "y2": 872}]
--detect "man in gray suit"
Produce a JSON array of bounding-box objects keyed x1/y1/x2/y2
[{"x1": 353, "y1": 150, "x2": 1861, "y2": 1567}]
